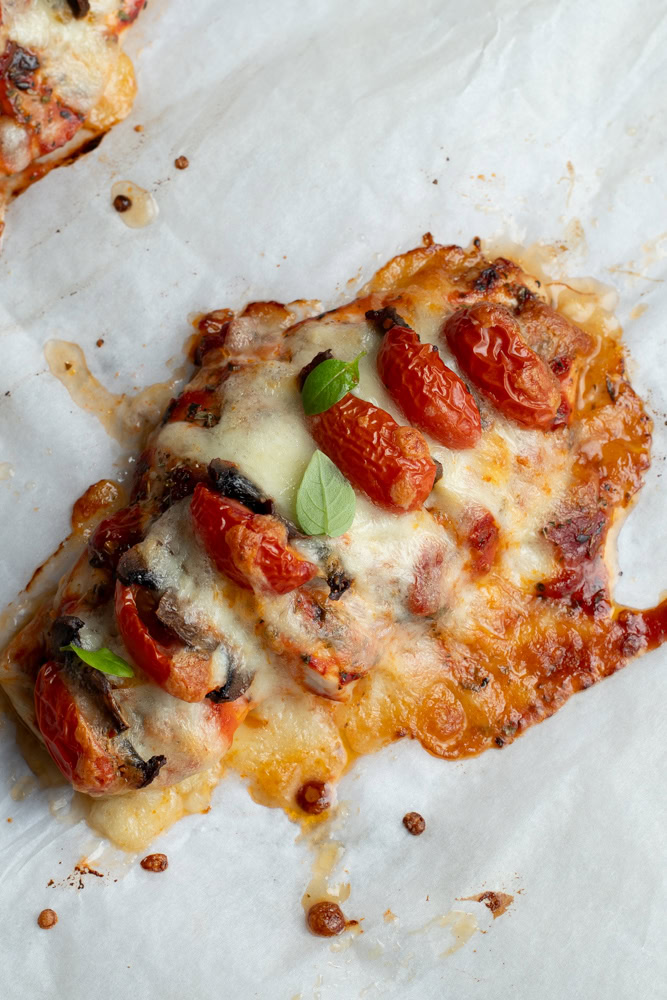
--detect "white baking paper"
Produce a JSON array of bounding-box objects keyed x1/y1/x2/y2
[{"x1": 1, "y1": 0, "x2": 667, "y2": 997}]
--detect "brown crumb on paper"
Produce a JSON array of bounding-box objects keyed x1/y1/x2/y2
[
  {"x1": 140, "y1": 853, "x2": 168, "y2": 872},
  {"x1": 296, "y1": 780, "x2": 331, "y2": 815},
  {"x1": 37, "y1": 908, "x2": 58, "y2": 929},
  {"x1": 96, "y1": 338, "x2": 104, "y2": 348},
  {"x1": 76, "y1": 863, "x2": 103, "y2": 878},
  {"x1": 307, "y1": 901, "x2": 346, "y2": 937},
  {"x1": 174, "y1": 156, "x2": 189, "y2": 170},
  {"x1": 383, "y1": 908, "x2": 397, "y2": 923},
  {"x1": 463, "y1": 891, "x2": 514, "y2": 918},
  {"x1": 402, "y1": 811, "x2": 426, "y2": 835}
]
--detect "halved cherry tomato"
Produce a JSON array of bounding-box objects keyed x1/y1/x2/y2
[
  {"x1": 443, "y1": 303, "x2": 561, "y2": 430},
  {"x1": 190, "y1": 484, "x2": 318, "y2": 594},
  {"x1": 308, "y1": 394, "x2": 438, "y2": 512},
  {"x1": 34, "y1": 661, "x2": 117, "y2": 794},
  {"x1": 377, "y1": 324, "x2": 481, "y2": 449},
  {"x1": 115, "y1": 582, "x2": 215, "y2": 702}
]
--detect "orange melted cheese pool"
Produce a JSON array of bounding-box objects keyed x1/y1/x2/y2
[{"x1": 1, "y1": 240, "x2": 664, "y2": 851}]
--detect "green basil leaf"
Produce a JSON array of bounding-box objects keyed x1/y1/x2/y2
[
  {"x1": 301, "y1": 352, "x2": 366, "y2": 416},
  {"x1": 296, "y1": 450, "x2": 356, "y2": 537},
  {"x1": 60, "y1": 644, "x2": 134, "y2": 678}
]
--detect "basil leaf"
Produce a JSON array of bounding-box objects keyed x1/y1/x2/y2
[
  {"x1": 296, "y1": 451, "x2": 356, "y2": 537},
  {"x1": 60, "y1": 644, "x2": 134, "y2": 678},
  {"x1": 301, "y1": 352, "x2": 366, "y2": 416}
]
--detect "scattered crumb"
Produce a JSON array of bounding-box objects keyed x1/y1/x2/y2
[
  {"x1": 6, "y1": 817, "x2": 12, "y2": 822},
  {"x1": 134, "y1": 125, "x2": 144, "y2": 133},
  {"x1": 402, "y1": 811, "x2": 426, "y2": 836},
  {"x1": 76, "y1": 863, "x2": 103, "y2": 878},
  {"x1": 140, "y1": 853, "x2": 168, "y2": 873},
  {"x1": 4, "y1": 391, "x2": 9, "y2": 397},
  {"x1": 47, "y1": 880, "x2": 54, "y2": 887},
  {"x1": 113, "y1": 194, "x2": 131, "y2": 213},
  {"x1": 307, "y1": 901, "x2": 346, "y2": 937},
  {"x1": 174, "y1": 156, "x2": 189, "y2": 170},
  {"x1": 432, "y1": 179, "x2": 438, "y2": 184},
  {"x1": 383, "y1": 908, "x2": 397, "y2": 923},
  {"x1": 37, "y1": 909, "x2": 58, "y2": 929},
  {"x1": 96, "y1": 338, "x2": 104, "y2": 348},
  {"x1": 463, "y1": 891, "x2": 514, "y2": 918}
]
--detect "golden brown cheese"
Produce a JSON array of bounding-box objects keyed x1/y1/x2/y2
[{"x1": 0, "y1": 0, "x2": 144, "y2": 219}]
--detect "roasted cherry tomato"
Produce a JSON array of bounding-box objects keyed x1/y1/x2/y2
[
  {"x1": 443, "y1": 303, "x2": 561, "y2": 430},
  {"x1": 88, "y1": 503, "x2": 145, "y2": 571},
  {"x1": 115, "y1": 582, "x2": 216, "y2": 702},
  {"x1": 308, "y1": 394, "x2": 438, "y2": 512},
  {"x1": 34, "y1": 661, "x2": 117, "y2": 794},
  {"x1": 377, "y1": 324, "x2": 481, "y2": 449},
  {"x1": 190, "y1": 484, "x2": 318, "y2": 594}
]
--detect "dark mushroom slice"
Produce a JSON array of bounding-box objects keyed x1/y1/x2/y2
[
  {"x1": 297, "y1": 349, "x2": 334, "y2": 390},
  {"x1": 207, "y1": 459, "x2": 274, "y2": 515},
  {"x1": 116, "y1": 546, "x2": 159, "y2": 589}
]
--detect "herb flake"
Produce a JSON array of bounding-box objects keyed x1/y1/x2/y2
[{"x1": 60, "y1": 644, "x2": 134, "y2": 678}]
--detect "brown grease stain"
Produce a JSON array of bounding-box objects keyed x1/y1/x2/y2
[{"x1": 44, "y1": 340, "x2": 182, "y2": 446}]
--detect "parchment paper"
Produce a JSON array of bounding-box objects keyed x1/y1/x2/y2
[{"x1": 1, "y1": 1, "x2": 667, "y2": 997}]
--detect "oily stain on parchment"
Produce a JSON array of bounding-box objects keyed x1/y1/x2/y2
[{"x1": 44, "y1": 340, "x2": 185, "y2": 445}]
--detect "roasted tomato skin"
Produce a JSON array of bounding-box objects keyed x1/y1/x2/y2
[
  {"x1": 443, "y1": 303, "x2": 561, "y2": 430},
  {"x1": 115, "y1": 582, "x2": 172, "y2": 688},
  {"x1": 88, "y1": 503, "x2": 145, "y2": 571},
  {"x1": 33, "y1": 661, "x2": 116, "y2": 793},
  {"x1": 308, "y1": 394, "x2": 438, "y2": 512},
  {"x1": 377, "y1": 325, "x2": 481, "y2": 449},
  {"x1": 115, "y1": 582, "x2": 216, "y2": 702},
  {"x1": 190, "y1": 485, "x2": 318, "y2": 594}
]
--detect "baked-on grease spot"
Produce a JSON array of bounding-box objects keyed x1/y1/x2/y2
[{"x1": 110, "y1": 181, "x2": 158, "y2": 228}]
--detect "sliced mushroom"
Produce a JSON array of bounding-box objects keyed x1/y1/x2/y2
[
  {"x1": 116, "y1": 546, "x2": 159, "y2": 589},
  {"x1": 207, "y1": 459, "x2": 274, "y2": 515},
  {"x1": 155, "y1": 590, "x2": 220, "y2": 653}
]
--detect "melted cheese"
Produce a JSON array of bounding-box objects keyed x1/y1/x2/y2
[
  {"x1": 3, "y1": 242, "x2": 653, "y2": 849},
  {"x1": 5, "y1": 2, "x2": 119, "y2": 112}
]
